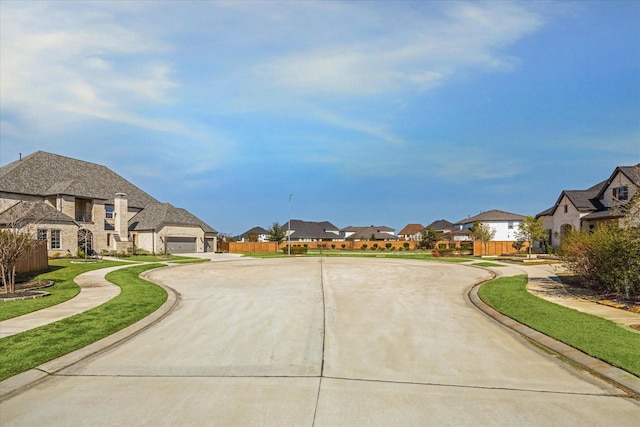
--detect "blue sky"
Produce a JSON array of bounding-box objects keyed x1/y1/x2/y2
[{"x1": 1, "y1": 0, "x2": 638, "y2": 236}]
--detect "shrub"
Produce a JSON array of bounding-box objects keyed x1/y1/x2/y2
[
  {"x1": 331, "y1": 244, "x2": 336, "y2": 250},
  {"x1": 371, "y1": 243, "x2": 379, "y2": 250},
  {"x1": 385, "y1": 243, "x2": 392, "y2": 250},
  {"x1": 341, "y1": 244, "x2": 346, "y2": 249},
  {"x1": 282, "y1": 245, "x2": 308, "y2": 255},
  {"x1": 50, "y1": 252, "x2": 61, "y2": 259},
  {"x1": 560, "y1": 226, "x2": 640, "y2": 298},
  {"x1": 403, "y1": 242, "x2": 410, "y2": 250},
  {"x1": 361, "y1": 244, "x2": 368, "y2": 250},
  {"x1": 438, "y1": 243, "x2": 447, "y2": 249}
]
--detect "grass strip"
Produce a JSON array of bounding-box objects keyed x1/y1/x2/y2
[
  {"x1": 126, "y1": 255, "x2": 208, "y2": 263},
  {"x1": 478, "y1": 275, "x2": 640, "y2": 376},
  {"x1": 242, "y1": 251, "x2": 473, "y2": 263},
  {"x1": 0, "y1": 259, "x2": 128, "y2": 321},
  {"x1": 0, "y1": 264, "x2": 167, "y2": 381}
]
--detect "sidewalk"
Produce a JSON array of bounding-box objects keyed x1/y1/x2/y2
[
  {"x1": 0, "y1": 265, "x2": 126, "y2": 338},
  {"x1": 483, "y1": 261, "x2": 640, "y2": 330}
]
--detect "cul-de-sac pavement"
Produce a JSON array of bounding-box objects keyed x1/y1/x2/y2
[{"x1": 1, "y1": 257, "x2": 639, "y2": 426}]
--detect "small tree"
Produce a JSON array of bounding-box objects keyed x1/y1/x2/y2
[
  {"x1": 516, "y1": 216, "x2": 547, "y2": 258},
  {"x1": 247, "y1": 232, "x2": 259, "y2": 242},
  {"x1": 419, "y1": 227, "x2": 439, "y2": 249},
  {"x1": 468, "y1": 221, "x2": 495, "y2": 256},
  {"x1": 266, "y1": 221, "x2": 287, "y2": 245},
  {"x1": 0, "y1": 223, "x2": 36, "y2": 294}
]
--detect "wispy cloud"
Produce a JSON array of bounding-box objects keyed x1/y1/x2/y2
[
  {"x1": 0, "y1": 1, "x2": 177, "y2": 135},
  {"x1": 257, "y1": 1, "x2": 543, "y2": 97}
]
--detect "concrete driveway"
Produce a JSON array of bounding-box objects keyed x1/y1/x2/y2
[{"x1": 1, "y1": 257, "x2": 638, "y2": 426}]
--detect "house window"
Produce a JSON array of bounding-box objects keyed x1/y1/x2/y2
[
  {"x1": 107, "y1": 233, "x2": 111, "y2": 247},
  {"x1": 613, "y1": 186, "x2": 628, "y2": 201},
  {"x1": 51, "y1": 229, "x2": 61, "y2": 249},
  {"x1": 37, "y1": 229, "x2": 48, "y2": 240},
  {"x1": 508, "y1": 221, "x2": 514, "y2": 230},
  {"x1": 564, "y1": 205, "x2": 568, "y2": 213},
  {"x1": 105, "y1": 204, "x2": 115, "y2": 219}
]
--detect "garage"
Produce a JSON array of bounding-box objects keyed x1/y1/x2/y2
[{"x1": 166, "y1": 237, "x2": 197, "y2": 254}]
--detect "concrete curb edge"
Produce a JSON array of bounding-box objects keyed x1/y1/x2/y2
[
  {"x1": 0, "y1": 270, "x2": 180, "y2": 401},
  {"x1": 468, "y1": 280, "x2": 640, "y2": 398}
]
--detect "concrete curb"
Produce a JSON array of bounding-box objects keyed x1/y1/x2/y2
[
  {"x1": 468, "y1": 281, "x2": 640, "y2": 397},
  {"x1": 0, "y1": 271, "x2": 180, "y2": 401}
]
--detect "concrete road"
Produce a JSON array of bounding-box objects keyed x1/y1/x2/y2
[{"x1": 1, "y1": 257, "x2": 638, "y2": 426}]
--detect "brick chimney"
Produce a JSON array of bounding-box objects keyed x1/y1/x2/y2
[{"x1": 114, "y1": 193, "x2": 129, "y2": 241}]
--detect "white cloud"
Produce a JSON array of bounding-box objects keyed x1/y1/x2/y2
[
  {"x1": 0, "y1": 1, "x2": 177, "y2": 136},
  {"x1": 257, "y1": 1, "x2": 543, "y2": 96}
]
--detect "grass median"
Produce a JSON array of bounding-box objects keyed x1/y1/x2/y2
[
  {"x1": 0, "y1": 259, "x2": 128, "y2": 322},
  {"x1": 0, "y1": 263, "x2": 167, "y2": 382},
  {"x1": 478, "y1": 275, "x2": 640, "y2": 377}
]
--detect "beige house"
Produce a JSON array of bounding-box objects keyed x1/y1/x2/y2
[
  {"x1": 536, "y1": 164, "x2": 639, "y2": 249},
  {"x1": 0, "y1": 151, "x2": 217, "y2": 256}
]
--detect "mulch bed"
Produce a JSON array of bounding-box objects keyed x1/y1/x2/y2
[
  {"x1": 557, "y1": 274, "x2": 640, "y2": 313},
  {"x1": 0, "y1": 279, "x2": 54, "y2": 301}
]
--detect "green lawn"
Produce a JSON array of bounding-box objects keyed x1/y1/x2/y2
[
  {"x1": 1, "y1": 259, "x2": 128, "y2": 321},
  {"x1": 126, "y1": 255, "x2": 209, "y2": 263},
  {"x1": 478, "y1": 275, "x2": 640, "y2": 376},
  {"x1": 0, "y1": 263, "x2": 167, "y2": 381}
]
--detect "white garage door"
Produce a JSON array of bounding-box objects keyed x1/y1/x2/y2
[{"x1": 166, "y1": 237, "x2": 196, "y2": 254}]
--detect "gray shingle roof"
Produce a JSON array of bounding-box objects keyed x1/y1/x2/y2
[
  {"x1": 286, "y1": 220, "x2": 340, "y2": 240},
  {"x1": 456, "y1": 210, "x2": 525, "y2": 225},
  {"x1": 346, "y1": 227, "x2": 398, "y2": 240},
  {"x1": 129, "y1": 203, "x2": 216, "y2": 233},
  {"x1": 0, "y1": 201, "x2": 76, "y2": 226},
  {"x1": 427, "y1": 219, "x2": 454, "y2": 231},
  {"x1": 0, "y1": 151, "x2": 159, "y2": 209}
]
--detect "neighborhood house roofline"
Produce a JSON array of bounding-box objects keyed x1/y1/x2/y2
[
  {"x1": 0, "y1": 151, "x2": 160, "y2": 209},
  {"x1": 455, "y1": 209, "x2": 525, "y2": 226}
]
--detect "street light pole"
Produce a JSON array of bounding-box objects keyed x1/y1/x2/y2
[{"x1": 288, "y1": 193, "x2": 292, "y2": 256}]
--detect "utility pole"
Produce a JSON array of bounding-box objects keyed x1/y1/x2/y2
[{"x1": 288, "y1": 193, "x2": 292, "y2": 256}]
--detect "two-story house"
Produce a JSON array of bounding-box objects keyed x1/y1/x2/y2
[
  {"x1": 537, "y1": 164, "x2": 639, "y2": 249},
  {"x1": 285, "y1": 220, "x2": 341, "y2": 242},
  {"x1": 342, "y1": 225, "x2": 397, "y2": 241},
  {"x1": 0, "y1": 151, "x2": 217, "y2": 255},
  {"x1": 454, "y1": 210, "x2": 525, "y2": 241}
]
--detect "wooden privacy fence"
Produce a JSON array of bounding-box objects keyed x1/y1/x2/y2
[
  {"x1": 16, "y1": 240, "x2": 49, "y2": 275},
  {"x1": 227, "y1": 240, "x2": 529, "y2": 256},
  {"x1": 228, "y1": 240, "x2": 420, "y2": 253},
  {"x1": 473, "y1": 241, "x2": 529, "y2": 256}
]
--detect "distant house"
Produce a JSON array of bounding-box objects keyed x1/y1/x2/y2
[
  {"x1": 426, "y1": 219, "x2": 454, "y2": 234},
  {"x1": 398, "y1": 224, "x2": 424, "y2": 241},
  {"x1": 536, "y1": 164, "x2": 639, "y2": 249},
  {"x1": 454, "y1": 210, "x2": 525, "y2": 241},
  {"x1": 236, "y1": 226, "x2": 269, "y2": 242},
  {"x1": 285, "y1": 220, "x2": 341, "y2": 242},
  {"x1": 342, "y1": 225, "x2": 397, "y2": 241},
  {"x1": 0, "y1": 151, "x2": 217, "y2": 255}
]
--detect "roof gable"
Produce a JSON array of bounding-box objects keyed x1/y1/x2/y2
[
  {"x1": 398, "y1": 224, "x2": 424, "y2": 235},
  {"x1": 0, "y1": 201, "x2": 76, "y2": 226},
  {"x1": 0, "y1": 151, "x2": 159, "y2": 209},
  {"x1": 456, "y1": 210, "x2": 524, "y2": 225},
  {"x1": 129, "y1": 203, "x2": 216, "y2": 233}
]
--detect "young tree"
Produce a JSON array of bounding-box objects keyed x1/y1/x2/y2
[
  {"x1": 266, "y1": 221, "x2": 287, "y2": 245},
  {"x1": 468, "y1": 221, "x2": 495, "y2": 256},
  {"x1": 419, "y1": 227, "x2": 439, "y2": 250},
  {"x1": 515, "y1": 216, "x2": 547, "y2": 258},
  {"x1": 247, "y1": 232, "x2": 259, "y2": 242},
  {"x1": 0, "y1": 224, "x2": 36, "y2": 294}
]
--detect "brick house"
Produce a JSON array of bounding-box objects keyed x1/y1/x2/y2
[{"x1": 0, "y1": 151, "x2": 217, "y2": 255}]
